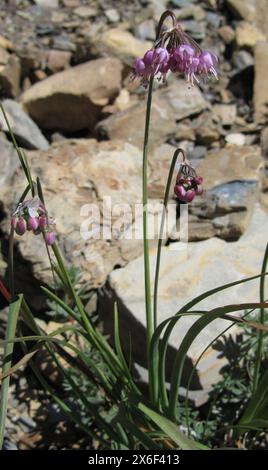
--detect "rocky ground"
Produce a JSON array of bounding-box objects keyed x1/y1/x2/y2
[{"x1": 1, "y1": 0, "x2": 268, "y2": 449}]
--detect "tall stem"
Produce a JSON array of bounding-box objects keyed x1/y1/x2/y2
[
  {"x1": 252, "y1": 242, "x2": 268, "y2": 393},
  {"x1": 142, "y1": 8, "x2": 177, "y2": 376},
  {"x1": 143, "y1": 77, "x2": 154, "y2": 364}
]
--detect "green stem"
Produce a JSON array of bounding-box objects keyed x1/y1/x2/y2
[
  {"x1": 142, "y1": 8, "x2": 178, "y2": 394},
  {"x1": 143, "y1": 76, "x2": 154, "y2": 365},
  {"x1": 252, "y1": 242, "x2": 268, "y2": 393},
  {"x1": 153, "y1": 149, "x2": 181, "y2": 329},
  {"x1": 150, "y1": 149, "x2": 181, "y2": 407}
]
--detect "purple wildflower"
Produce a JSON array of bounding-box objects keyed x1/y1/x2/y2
[
  {"x1": 134, "y1": 47, "x2": 170, "y2": 83},
  {"x1": 133, "y1": 15, "x2": 218, "y2": 86},
  {"x1": 11, "y1": 196, "x2": 56, "y2": 245},
  {"x1": 15, "y1": 217, "x2": 27, "y2": 236},
  {"x1": 174, "y1": 154, "x2": 203, "y2": 204}
]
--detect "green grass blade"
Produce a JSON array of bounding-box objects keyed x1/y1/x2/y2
[
  {"x1": 239, "y1": 368, "x2": 268, "y2": 428},
  {"x1": 168, "y1": 302, "x2": 268, "y2": 420},
  {"x1": 252, "y1": 243, "x2": 268, "y2": 392},
  {"x1": 138, "y1": 402, "x2": 209, "y2": 450},
  {"x1": 179, "y1": 272, "x2": 268, "y2": 313},
  {"x1": 0, "y1": 294, "x2": 23, "y2": 449}
]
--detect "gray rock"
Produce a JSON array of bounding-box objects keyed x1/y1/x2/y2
[
  {"x1": 188, "y1": 145, "x2": 207, "y2": 160},
  {"x1": 232, "y1": 50, "x2": 254, "y2": 71},
  {"x1": 1, "y1": 99, "x2": 49, "y2": 150},
  {"x1": 181, "y1": 20, "x2": 206, "y2": 40},
  {"x1": 209, "y1": 180, "x2": 258, "y2": 212},
  {"x1": 105, "y1": 9, "x2": 120, "y2": 24},
  {"x1": 0, "y1": 135, "x2": 19, "y2": 186},
  {"x1": 135, "y1": 20, "x2": 156, "y2": 41},
  {"x1": 34, "y1": 0, "x2": 59, "y2": 7},
  {"x1": 206, "y1": 12, "x2": 221, "y2": 29},
  {"x1": 96, "y1": 80, "x2": 207, "y2": 149}
]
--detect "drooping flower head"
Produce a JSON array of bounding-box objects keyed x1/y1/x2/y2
[
  {"x1": 133, "y1": 10, "x2": 218, "y2": 86},
  {"x1": 174, "y1": 152, "x2": 203, "y2": 204},
  {"x1": 11, "y1": 196, "x2": 56, "y2": 245}
]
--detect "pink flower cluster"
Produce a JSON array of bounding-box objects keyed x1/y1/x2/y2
[
  {"x1": 174, "y1": 174, "x2": 203, "y2": 204},
  {"x1": 134, "y1": 44, "x2": 218, "y2": 85},
  {"x1": 11, "y1": 197, "x2": 56, "y2": 246}
]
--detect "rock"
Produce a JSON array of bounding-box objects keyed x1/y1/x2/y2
[
  {"x1": 254, "y1": 41, "x2": 268, "y2": 124},
  {"x1": 62, "y1": 0, "x2": 80, "y2": 6},
  {"x1": 212, "y1": 211, "x2": 251, "y2": 240},
  {"x1": 0, "y1": 36, "x2": 14, "y2": 51},
  {"x1": 0, "y1": 48, "x2": 9, "y2": 66},
  {"x1": 21, "y1": 58, "x2": 122, "y2": 132},
  {"x1": 1, "y1": 99, "x2": 49, "y2": 150},
  {"x1": 236, "y1": 22, "x2": 266, "y2": 48},
  {"x1": 225, "y1": 0, "x2": 256, "y2": 20},
  {"x1": 188, "y1": 180, "x2": 258, "y2": 241},
  {"x1": 51, "y1": 35, "x2": 76, "y2": 52},
  {"x1": 0, "y1": 134, "x2": 19, "y2": 186},
  {"x1": 176, "y1": 5, "x2": 205, "y2": 21},
  {"x1": 174, "y1": 120, "x2": 195, "y2": 142},
  {"x1": 225, "y1": 133, "x2": 246, "y2": 146},
  {"x1": 206, "y1": 12, "x2": 221, "y2": 29},
  {"x1": 100, "y1": 204, "x2": 268, "y2": 402},
  {"x1": 188, "y1": 218, "x2": 217, "y2": 241},
  {"x1": 194, "y1": 112, "x2": 220, "y2": 146},
  {"x1": 135, "y1": 20, "x2": 156, "y2": 41},
  {"x1": 232, "y1": 50, "x2": 254, "y2": 71},
  {"x1": 46, "y1": 50, "x2": 71, "y2": 73},
  {"x1": 188, "y1": 145, "x2": 207, "y2": 160},
  {"x1": 181, "y1": 20, "x2": 206, "y2": 40},
  {"x1": 73, "y1": 6, "x2": 97, "y2": 19},
  {"x1": 34, "y1": 0, "x2": 59, "y2": 8},
  {"x1": 213, "y1": 104, "x2": 237, "y2": 126},
  {"x1": 0, "y1": 139, "x2": 143, "y2": 288},
  {"x1": 105, "y1": 9, "x2": 120, "y2": 24},
  {"x1": 225, "y1": 0, "x2": 268, "y2": 39},
  {"x1": 261, "y1": 127, "x2": 268, "y2": 157},
  {"x1": 0, "y1": 54, "x2": 21, "y2": 98},
  {"x1": 218, "y1": 25, "x2": 235, "y2": 44},
  {"x1": 92, "y1": 28, "x2": 153, "y2": 64},
  {"x1": 96, "y1": 80, "x2": 207, "y2": 149},
  {"x1": 196, "y1": 145, "x2": 262, "y2": 189},
  {"x1": 209, "y1": 180, "x2": 258, "y2": 213}
]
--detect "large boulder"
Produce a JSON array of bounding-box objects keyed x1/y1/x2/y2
[
  {"x1": 20, "y1": 58, "x2": 123, "y2": 132},
  {"x1": 0, "y1": 49, "x2": 21, "y2": 98},
  {"x1": 0, "y1": 100, "x2": 49, "y2": 150},
  {"x1": 100, "y1": 205, "x2": 268, "y2": 403},
  {"x1": 96, "y1": 80, "x2": 207, "y2": 149}
]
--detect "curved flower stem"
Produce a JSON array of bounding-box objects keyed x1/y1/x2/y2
[
  {"x1": 150, "y1": 149, "x2": 181, "y2": 407},
  {"x1": 153, "y1": 148, "x2": 182, "y2": 330},
  {"x1": 252, "y1": 242, "x2": 268, "y2": 393},
  {"x1": 143, "y1": 76, "x2": 154, "y2": 366}
]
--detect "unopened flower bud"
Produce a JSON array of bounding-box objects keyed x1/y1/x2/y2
[
  {"x1": 174, "y1": 184, "x2": 186, "y2": 200},
  {"x1": 45, "y1": 231, "x2": 56, "y2": 246},
  {"x1": 38, "y1": 216, "x2": 47, "y2": 230},
  {"x1": 28, "y1": 217, "x2": 39, "y2": 231},
  {"x1": 185, "y1": 189, "x2": 196, "y2": 203},
  {"x1": 15, "y1": 217, "x2": 27, "y2": 236},
  {"x1": 194, "y1": 176, "x2": 203, "y2": 185}
]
